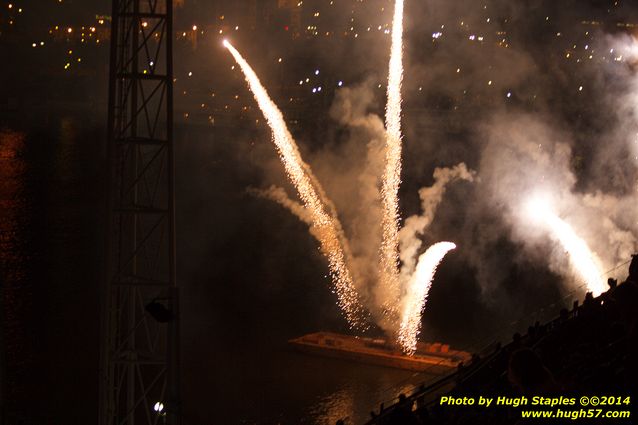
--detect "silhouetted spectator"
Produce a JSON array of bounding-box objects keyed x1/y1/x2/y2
[
  {"x1": 387, "y1": 393, "x2": 418, "y2": 425},
  {"x1": 626, "y1": 320, "x2": 638, "y2": 393},
  {"x1": 581, "y1": 292, "x2": 600, "y2": 319},
  {"x1": 511, "y1": 332, "x2": 522, "y2": 349},
  {"x1": 508, "y1": 348, "x2": 557, "y2": 394},
  {"x1": 607, "y1": 278, "x2": 618, "y2": 290},
  {"x1": 559, "y1": 308, "x2": 569, "y2": 322},
  {"x1": 628, "y1": 254, "x2": 638, "y2": 282},
  {"x1": 614, "y1": 278, "x2": 638, "y2": 322},
  {"x1": 416, "y1": 405, "x2": 430, "y2": 423}
]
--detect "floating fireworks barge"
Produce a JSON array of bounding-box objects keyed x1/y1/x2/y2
[{"x1": 289, "y1": 332, "x2": 471, "y2": 373}]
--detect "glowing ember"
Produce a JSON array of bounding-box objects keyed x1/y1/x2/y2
[
  {"x1": 526, "y1": 195, "x2": 606, "y2": 296},
  {"x1": 398, "y1": 242, "x2": 456, "y2": 355},
  {"x1": 380, "y1": 0, "x2": 405, "y2": 316},
  {"x1": 224, "y1": 40, "x2": 367, "y2": 328}
]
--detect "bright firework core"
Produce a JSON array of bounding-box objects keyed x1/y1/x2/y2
[
  {"x1": 399, "y1": 242, "x2": 456, "y2": 354},
  {"x1": 379, "y1": 0, "x2": 404, "y2": 316},
  {"x1": 525, "y1": 194, "x2": 606, "y2": 296}
]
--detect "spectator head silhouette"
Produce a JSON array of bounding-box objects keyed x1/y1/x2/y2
[{"x1": 508, "y1": 348, "x2": 556, "y2": 394}]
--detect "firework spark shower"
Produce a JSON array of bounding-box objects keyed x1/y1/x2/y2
[
  {"x1": 525, "y1": 195, "x2": 606, "y2": 296},
  {"x1": 223, "y1": 0, "x2": 462, "y2": 353},
  {"x1": 379, "y1": 0, "x2": 405, "y2": 312},
  {"x1": 398, "y1": 242, "x2": 456, "y2": 354},
  {"x1": 223, "y1": 40, "x2": 367, "y2": 329}
]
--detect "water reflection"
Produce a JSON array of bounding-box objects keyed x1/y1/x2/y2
[
  {"x1": 0, "y1": 128, "x2": 31, "y2": 410},
  {"x1": 303, "y1": 357, "x2": 438, "y2": 425},
  {"x1": 309, "y1": 387, "x2": 354, "y2": 424}
]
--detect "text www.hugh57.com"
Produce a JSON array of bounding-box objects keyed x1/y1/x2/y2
[{"x1": 521, "y1": 409, "x2": 631, "y2": 420}]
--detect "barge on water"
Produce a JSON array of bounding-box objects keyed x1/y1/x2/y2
[{"x1": 289, "y1": 332, "x2": 471, "y2": 373}]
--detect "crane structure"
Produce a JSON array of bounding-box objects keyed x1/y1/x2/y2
[{"x1": 101, "y1": 0, "x2": 179, "y2": 423}]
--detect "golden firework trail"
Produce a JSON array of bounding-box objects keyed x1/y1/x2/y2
[
  {"x1": 526, "y1": 196, "x2": 606, "y2": 296},
  {"x1": 380, "y1": 0, "x2": 405, "y2": 315},
  {"x1": 223, "y1": 40, "x2": 367, "y2": 328},
  {"x1": 398, "y1": 242, "x2": 456, "y2": 354}
]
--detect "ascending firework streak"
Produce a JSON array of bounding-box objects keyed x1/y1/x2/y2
[
  {"x1": 380, "y1": 0, "x2": 405, "y2": 314},
  {"x1": 381, "y1": 0, "x2": 456, "y2": 353},
  {"x1": 398, "y1": 242, "x2": 456, "y2": 354},
  {"x1": 223, "y1": 40, "x2": 367, "y2": 328},
  {"x1": 526, "y1": 196, "x2": 606, "y2": 296}
]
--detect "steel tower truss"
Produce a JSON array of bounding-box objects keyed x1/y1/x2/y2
[{"x1": 101, "y1": 0, "x2": 179, "y2": 424}]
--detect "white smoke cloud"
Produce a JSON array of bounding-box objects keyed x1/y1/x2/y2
[
  {"x1": 398, "y1": 163, "x2": 475, "y2": 284},
  {"x1": 471, "y1": 113, "x2": 638, "y2": 296},
  {"x1": 247, "y1": 185, "x2": 313, "y2": 226}
]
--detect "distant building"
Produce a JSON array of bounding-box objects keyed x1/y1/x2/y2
[{"x1": 274, "y1": 0, "x2": 299, "y2": 37}]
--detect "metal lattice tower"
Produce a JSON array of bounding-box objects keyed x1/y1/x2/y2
[{"x1": 100, "y1": 0, "x2": 179, "y2": 423}]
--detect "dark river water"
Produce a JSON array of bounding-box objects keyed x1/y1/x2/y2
[{"x1": 0, "y1": 112, "x2": 443, "y2": 424}]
